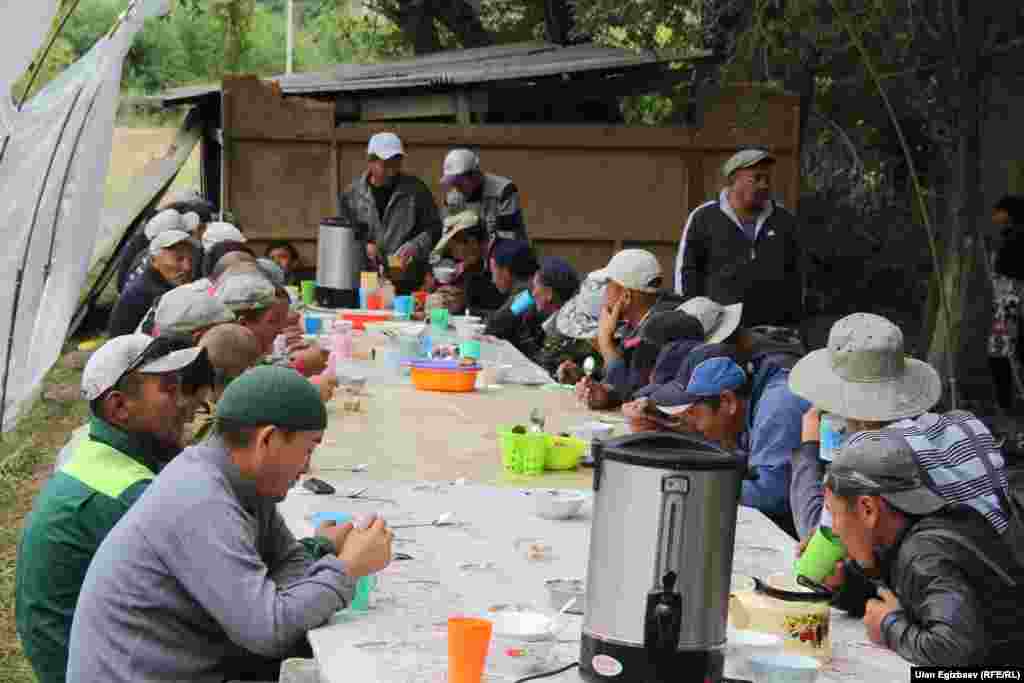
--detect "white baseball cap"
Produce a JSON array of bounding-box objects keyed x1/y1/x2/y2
[
  {"x1": 367, "y1": 132, "x2": 404, "y2": 160},
  {"x1": 441, "y1": 148, "x2": 479, "y2": 184},
  {"x1": 202, "y1": 222, "x2": 246, "y2": 251},
  {"x1": 81, "y1": 334, "x2": 204, "y2": 401},
  {"x1": 591, "y1": 249, "x2": 663, "y2": 293},
  {"x1": 144, "y1": 209, "x2": 185, "y2": 240},
  {"x1": 149, "y1": 229, "x2": 198, "y2": 256}
]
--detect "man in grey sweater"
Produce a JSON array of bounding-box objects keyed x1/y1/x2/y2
[{"x1": 67, "y1": 366, "x2": 393, "y2": 682}]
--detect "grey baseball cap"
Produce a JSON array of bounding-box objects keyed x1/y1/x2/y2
[
  {"x1": 214, "y1": 272, "x2": 278, "y2": 313},
  {"x1": 149, "y1": 229, "x2": 198, "y2": 256},
  {"x1": 722, "y1": 149, "x2": 775, "y2": 178},
  {"x1": 788, "y1": 313, "x2": 941, "y2": 421},
  {"x1": 829, "y1": 433, "x2": 946, "y2": 515},
  {"x1": 81, "y1": 334, "x2": 204, "y2": 401},
  {"x1": 678, "y1": 297, "x2": 743, "y2": 344},
  {"x1": 155, "y1": 286, "x2": 235, "y2": 336}
]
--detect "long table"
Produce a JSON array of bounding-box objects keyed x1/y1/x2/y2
[
  {"x1": 309, "y1": 381, "x2": 609, "y2": 488},
  {"x1": 279, "y1": 477, "x2": 912, "y2": 683}
]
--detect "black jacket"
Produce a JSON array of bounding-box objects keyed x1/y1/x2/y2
[
  {"x1": 677, "y1": 194, "x2": 804, "y2": 327},
  {"x1": 844, "y1": 506, "x2": 1024, "y2": 666},
  {"x1": 485, "y1": 283, "x2": 544, "y2": 358},
  {"x1": 107, "y1": 267, "x2": 177, "y2": 337}
]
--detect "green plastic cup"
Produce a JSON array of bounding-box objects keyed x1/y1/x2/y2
[
  {"x1": 460, "y1": 340, "x2": 481, "y2": 360},
  {"x1": 301, "y1": 280, "x2": 316, "y2": 306},
  {"x1": 350, "y1": 574, "x2": 377, "y2": 611},
  {"x1": 794, "y1": 527, "x2": 847, "y2": 583},
  {"x1": 431, "y1": 307, "x2": 450, "y2": 330}
]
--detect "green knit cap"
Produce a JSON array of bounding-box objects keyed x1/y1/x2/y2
[{"x1": 217, "y1": 366, "x2": 326, "y2": 431}]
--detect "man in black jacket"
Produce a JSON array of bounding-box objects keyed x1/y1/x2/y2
[
  {"x1": 674, "y1": 149, "x2": 804, "y2": 328},
  {"x1": 108, "y1": 231, "x2": 196, "y2": 337},
  {"x1": 824, "y1": 434, "x2": 1023, "y2": 666}
]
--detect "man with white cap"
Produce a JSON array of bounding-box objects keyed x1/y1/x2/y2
[
  {"x1": 108, "y1": 230, "x2": 198, "y2": 337},
  {"x1": 647, "y1": 344, "x2": 809, "y2": 538},
  {"x1": 674, "y1": 148, "x2": 804, "y2": 328},
  {"x1": 16, "y1": 335, "x2": 211, "y2": 683},
  {"x1": 202, "y1": 221, "x2": 247, "y2": 252},
  {"x1": 822, "y1": 434, "x2": 1023, "y2": 665},
  {"x1": 788, "y1": 313, "x2": 1013, "y2": 556},
  {"x1": 340, "y1": 132, "x2": 443, "y2": 293},
  {"x1": 574, "y1": 249, "x2": 686, "y2": 409},
  {"x1": 440, "y1": 147, "x2": 527, "y2": 247},
  {"x1": 118, "y1": 208, "x2": 202, "y2": 292}
]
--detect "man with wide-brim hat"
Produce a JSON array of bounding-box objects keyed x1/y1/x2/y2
[
  {"x1": 674, "y1": 148, "x2": 804, "y2": 328},
  {"x1": 787, "y1": 312, "x2": 1011, "y2": 547},
  {"x1": 425, "y1": 210, "x2": 504, "y2": 314}
]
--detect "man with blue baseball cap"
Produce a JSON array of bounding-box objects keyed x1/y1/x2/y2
[{"x1": 648, "y1": 344, "x2": 809, "y2": 538}]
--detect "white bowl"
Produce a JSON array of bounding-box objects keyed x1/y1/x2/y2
[
  {"x1": 534, "y1": 490, "x2": 586, "y2": 520},
  {"x1": 726, "y1": 628, "x2": 784, "y2": 681},
  {"x1": 570, "y1": 422, "x2": 615, "y2": 443},
  {"x1": 749, "y1": 653, "x2": 821, "y2": 683}
]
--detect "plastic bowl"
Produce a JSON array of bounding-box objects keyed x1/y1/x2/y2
[
  {"x1": 339, "y1": 309, "x2": 394, "y2": 331},
  {"x1": 748, "y1": 654, "x2": 821, "y2": 683},
  {"x1": 545, "y1": 435, "x2": 586, "y2": 470},
  {"x1": 726, "y1": 628, "x2": 784, "y2": 681},
  {"x1": 534, "y1": 490, "x2": 586, "y2": 520},
  {"x1": 433, "y1": 265, "x2": 458, "y2": 284},
  {"x1": 409, "y1": 363, "x2": 479, "y2": 392}
]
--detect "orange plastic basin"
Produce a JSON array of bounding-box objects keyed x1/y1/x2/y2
[
  {"x1": 410, "y1": 365, "x2": 479, "y2": 392},
  {"x1": 339, "y1": 310, "x2": 393, "y2": 330}
]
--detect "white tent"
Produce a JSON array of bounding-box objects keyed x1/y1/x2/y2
[{"x1": 0, "y1": 0, "x2": 173, "y2": 431}]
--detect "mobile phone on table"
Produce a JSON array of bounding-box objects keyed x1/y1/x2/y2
[{"x1": 303, "y1": 477, "x2": 336, "y2": 495}]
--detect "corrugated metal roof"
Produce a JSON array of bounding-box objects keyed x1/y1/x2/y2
[{"x1": 160, "y1": 42, "x2": 698, "y2": 105}]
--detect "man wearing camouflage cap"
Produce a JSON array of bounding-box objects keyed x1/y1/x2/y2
[
  {"x1": 674, "y1": 149, "x2": 804, "y2": 328},
  {"x1": 69, "y1": 366, "x2": 393, "y2": 682},
  {"x1": 16, "y1": 334, "x2": 212, "y2": 683}
]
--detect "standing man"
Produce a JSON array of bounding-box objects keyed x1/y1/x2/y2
[
  {"x1": 675, "y1": 149, "x2": 804, "y2": 328},
  {"x1": 341, "y1": 132, "x2": 443, "y2": 293},
  {"x1": 440, "y1": 148, "x2": 527, "y2": 247}
]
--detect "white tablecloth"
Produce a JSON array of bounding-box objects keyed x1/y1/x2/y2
[{"x1": 278, "y1": 481, "x2": 911, "y2": 683}]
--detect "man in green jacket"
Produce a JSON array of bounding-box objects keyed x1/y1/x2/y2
[{"x1": 15, "y1": 334, "x2": 211, "y2": 683}]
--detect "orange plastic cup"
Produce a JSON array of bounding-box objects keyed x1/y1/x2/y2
[
  {"x1": 413, "y1": 290, "x2": 429, "y2": 306},
  {"x1": 447, "y1": 617, "x2": 492, "y2": 683},
  {"x1": 366, "y1": 292, "x2": 383, "y2": 310}
]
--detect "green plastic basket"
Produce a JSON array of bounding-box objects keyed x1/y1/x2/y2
[
  {"x1": 498, "y1": 426, "x2": 547, "y2": 475},
  {"x1": 546, "y1": 435, "x2": 586, "y2": 470}
]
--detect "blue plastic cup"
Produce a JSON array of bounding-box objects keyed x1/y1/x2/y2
[
  {"x1": 510, "y1": 289, "x2": 534, "y2": 315},
  {"x1": 393, "y1": 295, "x2": 413, "y2": 319},
  {"x1": 304, "y1": 315, "x2": 323, "y2": 335}
]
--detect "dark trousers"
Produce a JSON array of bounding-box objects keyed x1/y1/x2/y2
[
  {"x1": 989, "y1": 356, "x2": 1016, "y2": 412},
  {"x1": 220, "y1": 638, "x2": 314, "y2": 681}
]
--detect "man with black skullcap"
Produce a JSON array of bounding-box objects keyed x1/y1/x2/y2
[{"x1": 69, "y1": 366, "x2": 394, "y2": 682}]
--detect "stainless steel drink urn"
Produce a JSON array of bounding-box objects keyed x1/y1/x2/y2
[
  {"x1": 315, "y1": 217, "x2": 365, "y2": 308},
  {"x1": 580, "y1": 433, "x2": 748, "y2": 682}
]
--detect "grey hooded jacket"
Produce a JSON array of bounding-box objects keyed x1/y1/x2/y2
[{"x1": 341, "y1": 172, "x2": 443, "y2": 264}]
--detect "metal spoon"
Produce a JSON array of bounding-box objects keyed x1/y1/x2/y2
[
  {"x1": 391, "y1": 512, "x2": 456, "y2": 529},
  {"x1": 583, "y1": 356, "x2": 596, "y2": 379}
]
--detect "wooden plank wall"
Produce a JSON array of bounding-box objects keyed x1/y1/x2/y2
[{"x1": 222, "y1": 76, "x2": 801, "y2": 280}]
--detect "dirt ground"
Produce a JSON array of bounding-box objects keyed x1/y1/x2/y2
[{"x1": 105, "y1": 127, "x2": 201, "y2": 203}]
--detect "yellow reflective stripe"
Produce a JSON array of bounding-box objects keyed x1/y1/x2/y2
[{"x1": 60, "y1": 440, "x2": 155, "y2": 499}]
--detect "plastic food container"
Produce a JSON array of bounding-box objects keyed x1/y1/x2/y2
[
  {"x1": 534, "y1": 490, "x2": 586, "y2": 520},
  {"x1": 408, "y1": 360, "x2": 480, "y2": 393},
  {"x1": 498, "y1": 426, "x2": 547, "y2": 475},
  {"x1": 726, "y1": 627, "x2": 784, "y2": 681},
  {"x1": 545, "y1": 435, "x2": 586, "y2": 470},
  {"x1": 338, "y1": 309, "x2": 394, "y2": 331},
  {"x1": 486, "y1": 610, "x2": 558, "y2": 678},
  {"x1": 748, "y1": 653, "x2": 821, "y2": 683}
]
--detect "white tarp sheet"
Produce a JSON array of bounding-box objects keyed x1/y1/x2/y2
[{"x1": 0, "y1": 0, "x2": 172, "y2": 431}]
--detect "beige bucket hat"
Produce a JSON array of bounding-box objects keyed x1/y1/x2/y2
[
  {"x1": 678, "y1": 297, "x2": 743, "y2": 344},
  {"x1": 788, "y1": 313, "x2": 942, "y2": 421}
]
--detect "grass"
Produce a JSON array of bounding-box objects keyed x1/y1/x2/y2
[
  {"x1": 0, "y1": 124, "x2": 190, "y2": 683},
  {"x1": 0, "y1": 361, "x2": 88, "y2": 683}
]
